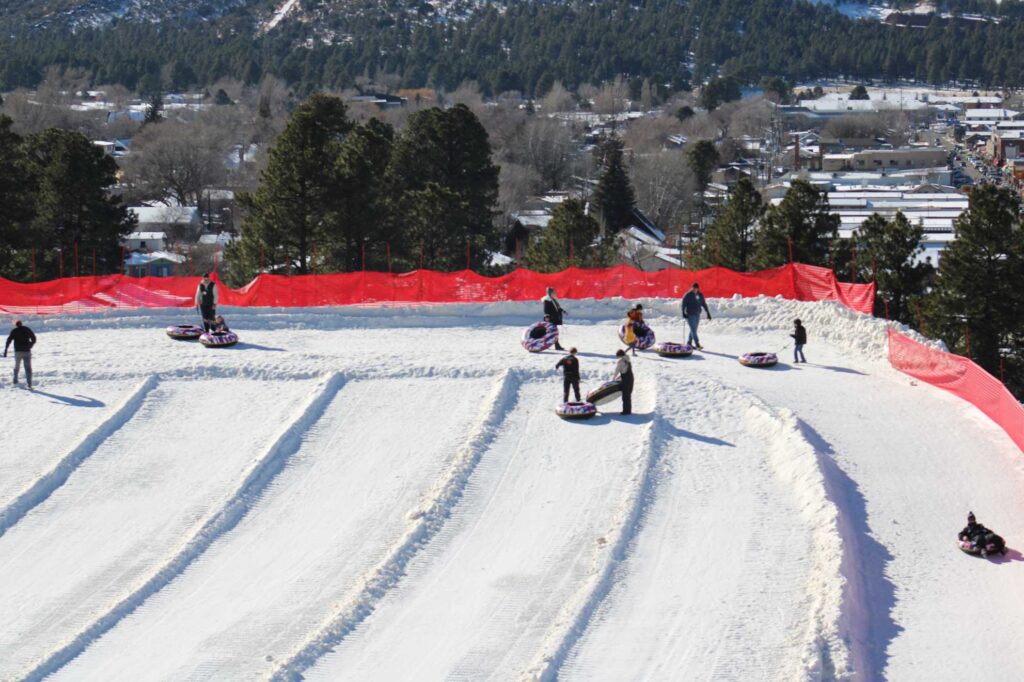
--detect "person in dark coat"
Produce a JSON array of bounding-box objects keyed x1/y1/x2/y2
[
  {"x1": 681, "y1": 283, "x2": 711, "y2": 349},
  {"x1": 614, "y1": 349, "x2": 634, "y2": 415},
  {"x1": 959, "y1": 511, "x2": 1005, "y2": 555},
  {"x1": 4, "y1": 320, "x2": 36, "y2": 389},
  {"x1": 542, "y1": 287, "x2": 566, "y2": 350},
  {"x1": 791, "y1": 319, "x2": 808, "y2": 363},
  {"x1": 555, "y1": 347, "x2": 581, "y2": 402},
  {"x1": 212, "y1": 315, "x2": 230, "y2": 333},
  {"x1": 195, "y1": 273, "x2": 219, "y2": 332}
]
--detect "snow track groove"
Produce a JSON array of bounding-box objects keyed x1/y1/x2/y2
[
  {"x1": 524, "y1": 379, "x2": 662, "y2": 681},
  {"x1": 561, "y1": 372, "x2": 850, "y2": 682},
  {"x1": 270, "y1": 369, "x2": 519, "y2": 679},
  {"x1": 19, "y1": 373, "x2": 343, "y2": 681},
  {"x1": 305, "y1": 377, "x2": 656, "y2": 680},
  {"x1": 0, "y1": 375, "x2": 158, "y2": 539}
]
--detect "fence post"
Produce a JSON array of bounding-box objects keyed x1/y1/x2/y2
[
  {"x1": 883, "y1": 299, "x2": 889, "y2": 321},
  {"x1": 419, "y1": 240, "x2": 424, "y2": 271},
  {"x1": 787, "y1": 237, "x2": 794, "y2": 264},
  {"x1": 59, "y1": 248, "x2": 63, "y2": 279},
  {"x1": 466, "y1": 238, "x2": 471, "y2": 271},
  {"x1": 714, "y1": 240, "x2": 720, "y2": 268},
  {"x1": 965, "y1": 325, "x2": 971, "y2": 358},
  {"x1": 829, "y1": 242, "x2": 834, "y2": 271},
  {"x1": 31, "y1": 249, "x2": 36, "y2": 282},
  {"x1": 1000, "y1": 357, "x2": 1005, "y2": 384},
  {"x1": 569, "y1": 241, "x2": 575, "y2": 267},
  {"x1": 386, "y1": 242, "x2": 392, "y2": 273},
  {"x1": 361, "y1": 243, "x2": 366, "y2": 272},
  {"x1": 850, "y1": 249, "x2": 857, "y2": 283},
  {"x1": 92, "y1": 248, "x2": 96, "y2": 276},
  {"x1": 516, "y1": 238, "x2": 521, "y2": 265},
  {"x1": 75, "y1": 242, "x2": 80, "y2": 277},
  {"x1": 914, "y1": 300, "x2": 927, "y2": 336},
  {"x1": 260, "y1": 246, "x2": 265, "y2": 274}
]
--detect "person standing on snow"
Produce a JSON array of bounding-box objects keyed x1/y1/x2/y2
[
  {"x1": 195, "y1": 273, "x2": 218, "y2": 333},
  {"x1": 4, "y1": 320, "x2": 36, "y2": 389},
  {"x1": 681, "y1": 282, "x2": 711, "y2": 349},
  {"x1": 791, "y1": 319, "x2": 808, "y2": 363},
  {"x1": 614, "y1": 349, "x2": 634, "y2": 415},
  {"x1": 542, "y1": 287, "x2": 567, "y2": 351},
  {"x1": 555, "y1": 347, "x2": 581, "y2": 403}
]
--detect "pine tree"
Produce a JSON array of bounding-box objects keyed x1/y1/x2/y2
[
  {"x1": 0, "y1": 116, "x2": 36, "y2": 279},
  {"x1": 230, "y1": 93, "x2": 352, "y2": 282},
  {"x1": 143, "y1": 92, "x2": 163, "y2": 125},
  {"x1": 694, "y1": 176, "x2": 762, "y2": 270},
  {"x1": 687, "y1": 140, "x2": 719, "y2": 193},
  {"x1": 752, "y1": 180, "x2": 839, "y2": 268},
  {"x1": 851, "y1": 211, "x2": 933, "y2": 322},
  {"x1": 388, "y1": 104, "x2": 499, "y2": 270},
  {"x1": 926, "y1": 185, "x2": 1024, "y2": 396},
  {"x1": 26, "y1": 128, "x2": 136, "y2": 278},
  {"x1": 323, "y1": 118, "x2": 395, "y2": 272},
  {"x1": 525, "y1": 198, "x2": 615, "y2": 272},
  {"x1": 592, "y1": 137, "x2": 636, "y2": 234}
]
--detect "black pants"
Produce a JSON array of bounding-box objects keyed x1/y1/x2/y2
[
  {"x1": 563, "y1": 376, "x2": 580, "y2": 402},
  {"x1": 620, "y1": 372, "x2": 634, "y2": 414},
  {"x1": 200, "y1": 305, "x2": 215, "y2": 332}
]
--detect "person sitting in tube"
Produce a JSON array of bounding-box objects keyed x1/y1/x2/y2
[{"x1": 212, "y1": 315, "x2": 230, "y2": 333}]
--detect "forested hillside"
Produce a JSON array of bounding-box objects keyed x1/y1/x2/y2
[{"x1": 2, "y1": 0, "x2": 1024, "y2": 93}]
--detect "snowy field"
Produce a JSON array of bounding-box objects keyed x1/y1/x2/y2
[{"x1": 0, "y1": 296, "x2": 1021, "y2": 681}]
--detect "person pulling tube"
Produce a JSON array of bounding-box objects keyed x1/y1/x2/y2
[
  {"x1": 542, "y1": 287, "x2": 567, "y2": 351},
  {"x1": 195, "y1": 273, "x2": 218, "y2": 333}
]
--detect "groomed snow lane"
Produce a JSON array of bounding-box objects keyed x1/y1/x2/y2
[
  {"x1": 305, "y1": 378, "x2": 656, "y2": 680},
  {"x1": 0, "y1": 378, "x2": 315, "y2": 680},
  {"x1": 54, "y1": 376, "x2": 492, "y2": 680}
]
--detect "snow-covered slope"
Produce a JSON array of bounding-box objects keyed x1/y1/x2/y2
[{"x1": 1, "y1": 296, "x2": 1020, "y2": 680}]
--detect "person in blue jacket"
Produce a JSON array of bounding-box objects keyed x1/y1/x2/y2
[{"x1": 681, "y1": 282, "x2": 711, "y2": 349}]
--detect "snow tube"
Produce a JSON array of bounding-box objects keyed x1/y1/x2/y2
[
  {"x1": 958, "y1": 536, "x2": 1007, "y2": 557},
  {"x1": 166, "y1": 324, "x2": 204, "y2": 340},
  {"x1": 739, "y1": 352, "x2": 778, "y2": 368},
  {"x1": 556, "y1": 401, "x2": 597, "y2": 420},
  {"x1": 199, "y1": 331, "x2": 239, "y2": 348},
  {"x1": 618, "y1": 324, "x2": 655, "y2": 350},
  {"x1": 521, "y1": 321, "x2": 559, "y2": 352},
  {"x1": 654, "y1": 341, "x2": 694, "y2": 358},
  {"x1": 586, "y1": 380, "x2": 623, "y2": 406}
]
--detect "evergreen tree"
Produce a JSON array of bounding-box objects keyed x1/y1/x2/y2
[
  {"x1": 849, "y1": 84, "x2": 870, "y2": 100},
  {"x1": 0, "y1": 116, "x2": 36, "y2": 279},
  {"x1": 851, "y1": 211, "x2": 933, "y2": 323},
  {"x1": 525, "y1": 198, "x2": 615, "y2": 272},
  {"x1": 230, "y1": 93, "x2": 352, "y2": 282},
  {"x1": 388, "y1": 104, "x2": 499, "y2": 270},
  {"x1": 926, "y1": 185, "x2": 1024, "y2": 396},
  {"x1": 694, "y1": 176, "x2": 762, "y2": 270},
  {"x1": 687, "y1": 140, "x2": 720, "y2": 193},
  {"x1": 752, "y1": 180, "x2": 839, "y2": 268},
  {"x1": 592, "y1": 137, "x2": 636, "y2": 234},
  {"x1": 25, "y1": 128, "x2": 135, "y2": 278},
  {"x1": 143, "y1": 92, "x2": 163, "y2": 125},
  {"x1": 699, "y1": 76, "x2": 741, "y2": 112},
  {"x1": 324, "y1": 118, "x2": 395, "y2": 272}
]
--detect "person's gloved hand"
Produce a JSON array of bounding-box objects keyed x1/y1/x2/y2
[{"x1": 706, "y1": 313, "x2": 712, "y2": 320}]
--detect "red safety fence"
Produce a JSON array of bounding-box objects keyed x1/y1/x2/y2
[
  {"x1": 0, "y1": 263, "x2": 875, "y2": 314},
  {"x1": 888, "y1": 330, "x2": 1024, "y2": 452}
]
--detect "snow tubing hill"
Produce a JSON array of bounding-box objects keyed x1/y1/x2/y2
[
  {"x1": 618, "y1": 324, "x2": 655, "y2": 350},
  {"x1": 521, "y1": 321, "x2": 558, "y2": 352},
  {"x1": 587, "y1": 380, "x2": 623, "y2": 406},
  {"x1": 200, "y1": 331, "x2": 239, "y2": 348},
  {"x1": 166, "y1": 324, "x2": 204, "y2": 340},
  {"x1": 739, "y1": 352, "x2": 778, "y2": 368},
  {"x1": 655, "y1": 341, "x2": 694, "y2": 357},
  {"x1": 555, "y1": 401, "x2": 597, "y2": 420}
]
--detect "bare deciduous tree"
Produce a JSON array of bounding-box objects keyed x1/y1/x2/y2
[
  {"x1": 123, "y1": 119, "x2": 230, "y2": 207},
  {"x1": 631, "y1": 151, "x2": 698, "y2": 234}
]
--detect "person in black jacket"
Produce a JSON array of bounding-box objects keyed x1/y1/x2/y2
[
  {"x1": 959, "y1": 511, "x2": 1005, "y2": 555},
  {"x1": 614, "y1": 349, "x2": 634, "y2": 415},
  {"x1": 555, "y1": 347, "x2": 581, "y2": 402},
  {"x1": 791, "y1": 319, "x2": 808, "y2": 363},
  {"x1": 195, "y1": 273, "x2": 218, "y2": 332},
  {"x1": 542, "y1": 287, "x2": 566, "y2": 351},
  {"x1": 4, "y1": 320, "x2": 37, "y2": 389}
]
